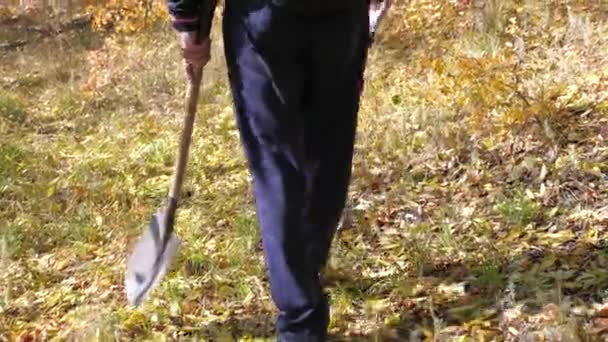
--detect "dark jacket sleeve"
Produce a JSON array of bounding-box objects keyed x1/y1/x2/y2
[{"x1": 166, "y1": 0, "x2": 203, "y2": 32}]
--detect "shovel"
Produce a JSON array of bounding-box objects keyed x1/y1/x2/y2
[
  {"x1": 369, "y1": 0, "x2": 392, "y2": 44},
  {"x1": 125, "y1": 62, "x2": 203, "y2": 307},
  {"x1": 124, "y1": 1, "x2": 217, "y2": 308}
]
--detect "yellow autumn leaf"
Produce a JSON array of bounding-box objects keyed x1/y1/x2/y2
[
  {"x1": 540, "y1": 230, "x2": 576, "y2": 248},
  {"x1": 586, "y1": 74, "x2": 601, "y2": 86}
]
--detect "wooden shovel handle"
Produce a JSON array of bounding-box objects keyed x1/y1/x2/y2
[
  {"x1": 167, "y1": 0, "x2": 215, "y2": 206},
  {"x1": 169, "y1": 65, "x2": 202, "y2": 201}
]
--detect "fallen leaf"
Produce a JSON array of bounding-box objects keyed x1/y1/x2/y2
[
  {"x1": 592, "y1": 317, "x2": 608, "y2": 332},
  {"x1": 508, "y1": 326, "x2": 519, "y2": 335},
  {"x1": 539, "y1": 164, "x2": 548, "y2": 181},
  {"x1": 595, "y1": 304, "x2": 608, "y2": 318},
  {"x1": 437, "y1": 282, "x2": 468, "y2": 298}
]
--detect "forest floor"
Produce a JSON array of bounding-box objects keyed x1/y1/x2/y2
[{"x1": 2, "y1": 1, "x2": 608, "y2": 341}]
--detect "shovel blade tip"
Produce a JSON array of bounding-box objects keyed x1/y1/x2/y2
[{"x1": 125, "y1": 228, "x2": 181, "y2": 307}]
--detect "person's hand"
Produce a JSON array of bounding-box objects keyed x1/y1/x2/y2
[{"x1": 177, "y1": 31, "x2": 211, "y2": 79}]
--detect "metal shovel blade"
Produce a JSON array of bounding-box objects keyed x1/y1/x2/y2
[
  {"x1": 369, "y1": 0, "x2": 391, "y2": 43},
  {"x1": 125, "y1": 207, "x2": 181, "y2": 307}
]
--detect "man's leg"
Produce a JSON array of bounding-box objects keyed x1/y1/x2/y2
[
  {"x1": 222, "y1": 1, "x2": 369, "y2": 339},
  {"x1": 301, "y1": 1, "x2": 370, "y2": 278},
  {"x1": 284, "y1": 5, "x2": 370, "y2": 337}
]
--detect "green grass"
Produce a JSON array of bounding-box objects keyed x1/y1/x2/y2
[
  {"x1": 0, "y1": 91, "x2": 27, "y2": 124},
  {"x1": 496, "y1": 193, "x2": 542, "y2": 226},
  {"x1": 2, "y1": 2, "x2": 608, "y2": 341}
]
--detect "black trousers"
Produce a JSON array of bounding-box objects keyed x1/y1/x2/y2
[{"x1": 222, "y1": 1, "x2": 369, "y2": 339}]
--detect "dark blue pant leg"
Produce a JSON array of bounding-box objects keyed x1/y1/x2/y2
[
  {"x1": 222, "y1": 1, "x2": 369, "y2": 340},
  {"x1": 302, "y1": 3, "x2": 370, "y2": 278}
]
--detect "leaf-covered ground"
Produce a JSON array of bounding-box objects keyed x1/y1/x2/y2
[{"x1": 2, "y1": 1, "x2": 608, "y2": 341}]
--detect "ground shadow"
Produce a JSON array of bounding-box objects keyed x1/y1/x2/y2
[
  {"x1": 182, "y1": 239, "x2": 608, "y2": 341},
  {"x1": 334, "y1": 241, "x2": 608, "y2": 342},
  {"x1": 183, "y1": 313, "x2": 276, "y2": 340}
]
